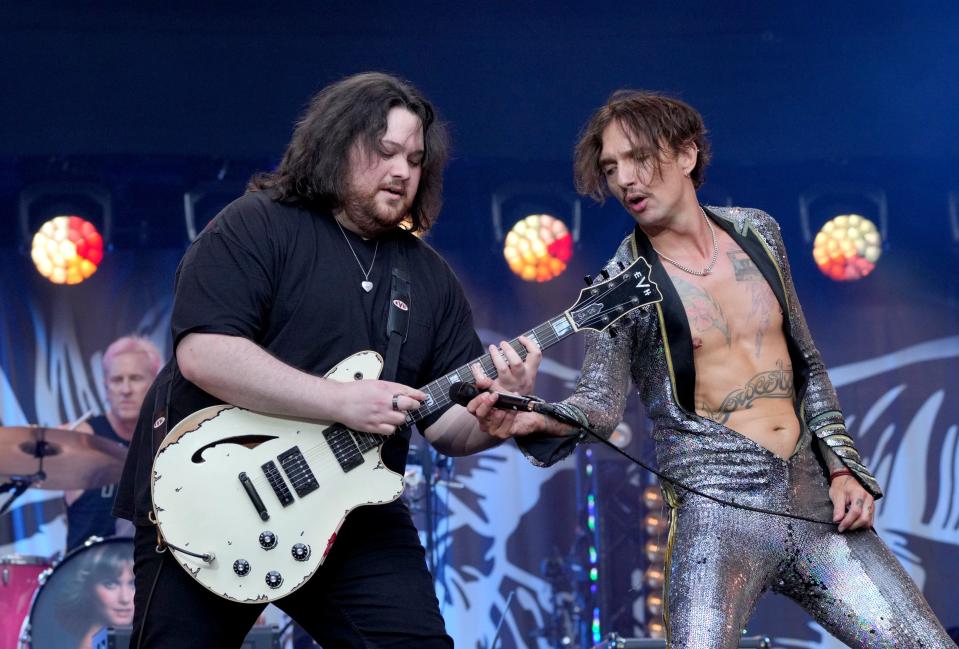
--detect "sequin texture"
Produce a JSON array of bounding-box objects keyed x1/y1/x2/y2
[{"x1": 521, "y1": 206, "x2": 954, "y2": 646}]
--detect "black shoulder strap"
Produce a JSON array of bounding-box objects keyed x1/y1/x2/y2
[
  {"x1": 382, "y1": 239, "x2": 411, "y2": 383},
  {"x1": 150, "y1": 361, "x2": 175, "y2": 452}
]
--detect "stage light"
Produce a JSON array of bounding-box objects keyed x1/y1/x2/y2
[
  {"x1": 643, "y1": 566, "x2": 665, "y2": 588},
  {"x1": 645, "y1": 593, "x2": 663, "y2": 616},
  {"x1": 608, "y1": 421, "x2": 633, "y2": 448},
  {"x1": 30, "y1": 216, "x2": 104, "y2": 284},
  {"x1": 647, "y1": 620, "x2": 666, "y2": 639},
  {"x1": 503, "y1": 213, "x2": 573, "y2": 282},
  {"x1": 491, "y1": 181, "x2": 581, "y2": 281},
  {"x1": 799, "y1": 184, "x2": 887, "y2": 282},
  {"x1": 642, "y1": 485, "x2": 663, "y2": 509},
  {"x1": 644, "y1": 540, "x2": 665, "y2": 563},
  {"x1": 812, "y1": 214, "x2": 881, "y2": 281},
  {"x1": 19, "y1": 182, "x2": 112, "y2": 255},
  {"x1": 644, "y1": 513, "x2": 668, "y2": 536}
]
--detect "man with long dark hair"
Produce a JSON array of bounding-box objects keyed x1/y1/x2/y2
[
  {"x1": 114, "y1": 72, "x2": 540, "y2": 648},
  {"x1": 470, "y1": 91, "x2": 955, "y2": 646}
]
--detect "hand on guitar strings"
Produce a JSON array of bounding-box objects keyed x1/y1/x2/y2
[
  {"x1": 332, "y1": 379, "x2": 426, "y2": 436},
  {"x1": 466, "y1": 335, "x2": 544, "y2": 440}
]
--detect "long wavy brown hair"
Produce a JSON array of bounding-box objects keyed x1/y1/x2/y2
[
  {"x1": 249, "y1": 72, "x2": 449, "y2": 234},
  {"x1": 573, "y1": 90, "x2": 711, "y2": 202}
]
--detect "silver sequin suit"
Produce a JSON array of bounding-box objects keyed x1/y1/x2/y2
[{"x1": 520, "y1": 207, "x2": 954, "y2": 648}]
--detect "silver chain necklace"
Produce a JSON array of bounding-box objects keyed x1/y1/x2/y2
[
  {"x1": 335, "y1": 218, "x2": 379, "y2": 292},
  {"x1": 653, "y1": 207, "x2": 719, "y2": 276}
]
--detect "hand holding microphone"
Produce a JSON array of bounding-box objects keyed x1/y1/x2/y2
[{"x1": 448, "y1": 382, "x2": 555, "y2": 414}]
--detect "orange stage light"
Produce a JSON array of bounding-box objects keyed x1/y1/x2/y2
[
  {"x1": 30, "y1": 216, "x2": 104, "y2": 284},
  {"x1": 812, "y1": 214, "x2": 881, "y2": 281},
  {"x1": 503, "y1": 214, "x2": 573, "y2": 282}
]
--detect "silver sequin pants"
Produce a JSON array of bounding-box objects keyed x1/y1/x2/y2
[{"x1": 660, "y1": 426, "x2": 955, "y2": 648}]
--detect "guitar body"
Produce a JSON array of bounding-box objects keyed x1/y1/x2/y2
[{"x1": 151, "y1": 351, "x2": 405, "y2": 603}]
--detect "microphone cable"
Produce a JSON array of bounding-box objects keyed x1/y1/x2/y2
[{"x1": 541, "y1": 406, "x2": 841, "y2": 527}]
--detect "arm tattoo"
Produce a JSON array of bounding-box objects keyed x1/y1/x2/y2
[
  {"x1": 727, "y1": 250, "x2": 776, "y2": 357},
  {"x1": 673, "y1": 275, "x2": 731, "y2": 346},
  {"x1": 698, "y1": 360, "x2": 794, "y2": 424}
]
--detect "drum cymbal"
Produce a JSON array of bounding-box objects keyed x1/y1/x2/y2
[{"x1": 0, "y1": 425, "x2": 127, "y2": 491}]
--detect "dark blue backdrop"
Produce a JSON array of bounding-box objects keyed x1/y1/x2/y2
[{"x1": 2, "y1": 3, "x2": 957, "y2": 647}]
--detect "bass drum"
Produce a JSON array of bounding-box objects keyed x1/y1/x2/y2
[
  {"x1": 21, "y1": 537, "x2": 134, "y2": 649},
  {"x1": 0, "y1": 556, "x2": 50, "y2": 649}
]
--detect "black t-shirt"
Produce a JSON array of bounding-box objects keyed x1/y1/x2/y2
[{"x1": 114, "y1": 191, "x2": 483, "y2": 525}]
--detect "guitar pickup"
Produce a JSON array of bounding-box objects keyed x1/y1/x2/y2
[
  {"x1": 261, "y1": 460, "x2": 294, "y2": 507},
  {"x1": 323, "y1": 424, "x2": 365, "y2": 473},
  {"x1": 277, "y1": 446, "x2": 320, "y2": 498}
]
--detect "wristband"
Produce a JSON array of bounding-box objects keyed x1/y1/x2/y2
[{"x1": 829, "y1": 468, "x2": 853, "y2": 482}]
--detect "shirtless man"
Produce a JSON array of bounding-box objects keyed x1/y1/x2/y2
[{"x1": 470, "y1": 91, "x2": 954, "y2": 647}]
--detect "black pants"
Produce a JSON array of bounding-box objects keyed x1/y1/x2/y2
[{"x1": 130, "y1": 503, "x2": 453, "y2": 648}]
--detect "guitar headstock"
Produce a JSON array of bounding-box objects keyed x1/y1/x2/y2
[{"x1": 566, "y1": 256, "x2": 663, "y2": 332}]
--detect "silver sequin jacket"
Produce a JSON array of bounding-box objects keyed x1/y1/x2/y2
[{"x1": 518, "y1": 206, "x2": 883, "y2": 499}]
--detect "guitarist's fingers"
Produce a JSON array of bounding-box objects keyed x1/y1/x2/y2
[
  {"x1": 486, "y1": 409, "x2": 517, "y2": 439},
  {"x1": 470, "y1": 363, "x2": 494, "y2": 388},
  {"x1": 516, "y1": 335, "x2": 542, "y2": 370},
  {"x1": 487, "y1": 343, "x2": 510, "y2": 376},
  {"x1": 393, "y1": 394, "x2": 422, "y2": 413},
  {"x1": 499, "y1": 341, "x2": 524, "y2": 369},
  {"x1": 466, "y1": 391, "x2": 498, "y2": 418},
  {"x1": 382, "y1": 382, "x2": 427, "y2": 403}
]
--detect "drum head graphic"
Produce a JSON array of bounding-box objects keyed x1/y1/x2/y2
[{"x1": 27, "y1": 537, "x2": 134, "y2": 649}]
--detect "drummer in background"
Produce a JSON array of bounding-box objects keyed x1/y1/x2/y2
[{"x1": 64, "y1": 336, "x2": 161, "y2": 551}]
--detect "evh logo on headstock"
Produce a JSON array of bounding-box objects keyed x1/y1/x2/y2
[
  {"x1": 632, "y1": 258, "x2": 657, "y2": 298},
  {"x1": 567, "y1": 256, "x2": 662, "y2": 333}
]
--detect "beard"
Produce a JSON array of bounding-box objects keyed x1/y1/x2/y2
[{"x1": 339, "y1": 182, "x2": 413, "y2": 238}]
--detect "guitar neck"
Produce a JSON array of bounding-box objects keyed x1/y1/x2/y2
[
  {"x1": 348, "y1": 312, "x2": 578, "y2": 454},
  {"x1": 411, "y1": 312, "x2": 578, "y2": 424}
]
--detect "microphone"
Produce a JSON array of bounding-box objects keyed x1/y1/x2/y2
[{"x1": 448, "y1": 382, "x2": 554, "y2": 414}]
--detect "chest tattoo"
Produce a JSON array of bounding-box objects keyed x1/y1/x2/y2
[
  {"x1": 698, "y1": 359, "x2": 794, "y2": 424},
  {"x1": 728, "y1": 250, "x2": 776, "y2": 357},
  {"x1": 672, "y1": 275, "x2": 732, "y2": 346}
]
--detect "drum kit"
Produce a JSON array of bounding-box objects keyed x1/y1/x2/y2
[{"x1": 0, "y1": 424, "x2": 129, "y2": 649}]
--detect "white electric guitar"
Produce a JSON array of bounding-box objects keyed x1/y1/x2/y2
[{"x1": 151, "y1": 257, "x2": 662, "y2": 602}]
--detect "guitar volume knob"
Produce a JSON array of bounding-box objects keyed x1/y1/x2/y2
[
  {"x1": 265, "y1": 571, "x2": 283, "y2": 589},
  {"x1": 233, "y1": 559, "x2": 251, "y2": 576},
  {"x1": 259, "y1": 531, "x2": 278, "y2": 550},
  {"x1": 291, "y1": 543, "x2": 311, "y2": 562}
]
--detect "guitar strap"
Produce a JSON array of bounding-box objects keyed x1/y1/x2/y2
[
  {"x1": 150, "y1": 361, "x2": 174, "y2": 452},
  {"x1": 383, "y1": 239, "x2": 412, "y2": 440},
  {"x1": 382, "y1": 239, "x2": 411, "y2": 384}
]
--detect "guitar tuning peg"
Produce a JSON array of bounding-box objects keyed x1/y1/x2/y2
[
  {"x1": 608, "y1": 326, "x2": 619, "y2": 338},
  {"x1": 617, "y1": 261, "x2": 626, "y2": 271},
  {"x1": 600, "y1": 269, "x2": 610, "y2": 280},
  {"x1": 583, "y1": 274, "x2": 593, "y2": 286}
]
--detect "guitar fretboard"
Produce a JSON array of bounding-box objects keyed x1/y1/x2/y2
[{"x1": 345, "y1": 313, "x2": 577, "y2": 454}]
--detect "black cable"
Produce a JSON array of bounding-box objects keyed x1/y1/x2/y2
[{"x1": 544, "y1": 406, "x2": 838, "y2": 527}]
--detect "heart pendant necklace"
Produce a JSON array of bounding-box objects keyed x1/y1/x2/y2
[{"x1": 335, "y1": 218, "x2": 379, "y2": 293}]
